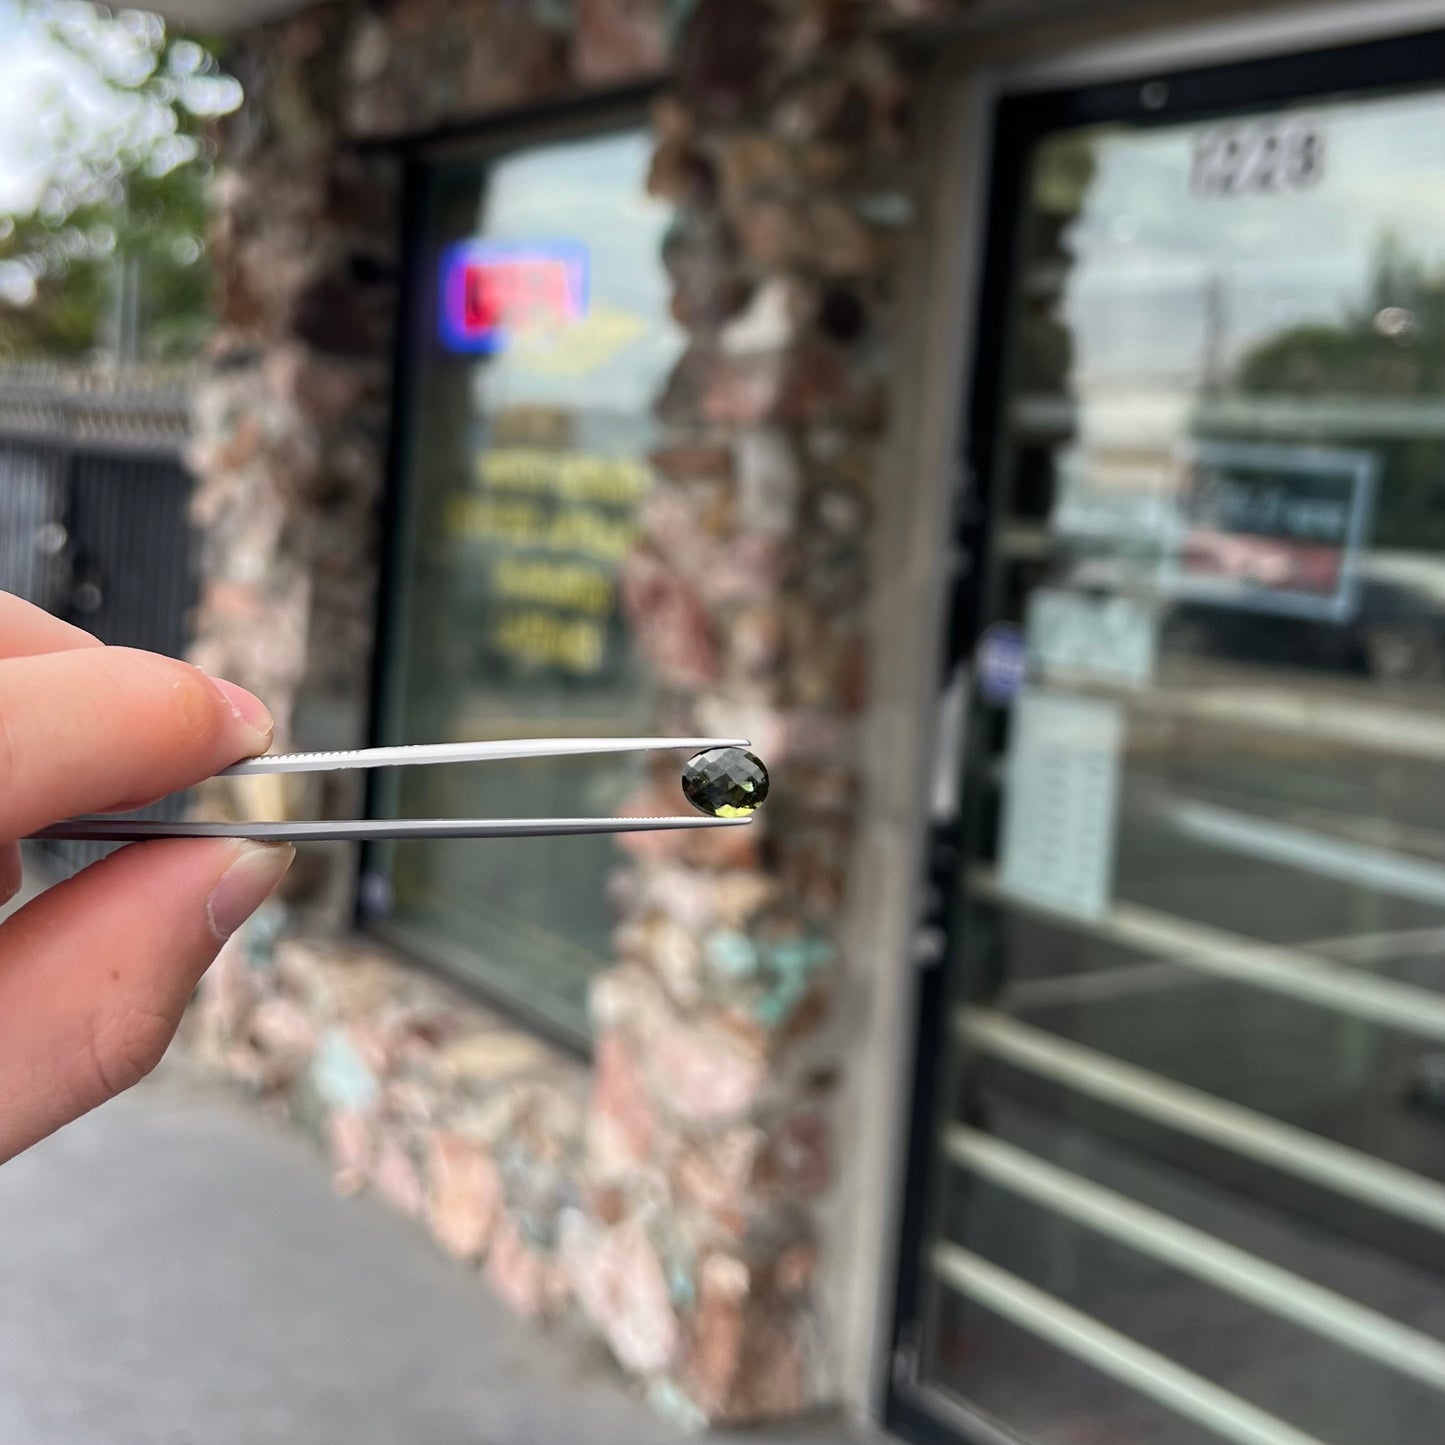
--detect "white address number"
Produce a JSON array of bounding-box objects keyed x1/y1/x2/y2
[{"x1": 1192, "y1": 120, "x2": 1324, "y2": 199}]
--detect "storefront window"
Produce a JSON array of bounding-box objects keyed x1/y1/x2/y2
[{"x1": 366, "y1": 125, "x2": 683, "y2": 1043}]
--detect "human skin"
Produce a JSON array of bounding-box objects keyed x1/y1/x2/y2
[{"x1": 0, "y1": 591, "x2": 292, "y2": 1163}]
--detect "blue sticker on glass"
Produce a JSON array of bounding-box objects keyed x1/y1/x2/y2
[{"x1": 977, "y1": 622, "x2": 1028, "y2": 704}]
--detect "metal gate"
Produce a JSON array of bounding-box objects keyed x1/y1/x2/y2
[{"x1": 0, "y1": 366, "x2": 196, "y2": 873}]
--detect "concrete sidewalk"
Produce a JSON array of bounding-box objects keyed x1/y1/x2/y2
[{"x1": 0, "y1": 1063, "x2": 855, "y2": 1445}]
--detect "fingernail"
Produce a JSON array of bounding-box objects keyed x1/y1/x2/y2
[
  {"x1": 207, "y1": 676, "x2": 274, "y2": 744},
  {"x1": 206, "y1": 843, "x2": 294, "y2": 941}
]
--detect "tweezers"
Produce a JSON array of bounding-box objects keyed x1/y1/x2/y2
[{"x1": 31, "y1": 737, "x2": 755, "y2": 843}]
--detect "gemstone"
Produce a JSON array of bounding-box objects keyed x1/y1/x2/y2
[{"x1": 681, "y1": 747, "x2": 770, "y2": 817}]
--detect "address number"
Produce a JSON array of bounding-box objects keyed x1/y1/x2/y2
[{"x1": 1192, "y1": 120, "x2": 1324, "y2": 198}]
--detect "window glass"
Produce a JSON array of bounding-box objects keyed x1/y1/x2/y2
[
  {"x1": 369, "y1": 127, "x2": 682, "y2": 1042},
  {"x1": 907, "y1": 82, "x2": 1445, "y2": 1445}
]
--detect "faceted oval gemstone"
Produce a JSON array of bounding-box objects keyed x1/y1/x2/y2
[{"x1": 681, "y1": 747, "x2": 770, "y2": 818}]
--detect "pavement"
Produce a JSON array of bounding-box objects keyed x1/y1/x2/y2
[
  {"x1": 0, "y1": 1063, "x2": 621, "y2": 1445},
  {"x1": 0, "y1": 1063, "x2": 855, "y2": 1445},
  {"x1": 0, "y1": 857, "x2": 861, "y2": 1445}
]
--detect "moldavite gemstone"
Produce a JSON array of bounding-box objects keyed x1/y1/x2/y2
[{"x1": 681, "y1": 747, "x2": 770, "y2": 818}]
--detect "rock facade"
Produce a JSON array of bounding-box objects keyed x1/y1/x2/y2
[{"x1": 190, "y1": 0, "x2": 937, "y2": 1426}]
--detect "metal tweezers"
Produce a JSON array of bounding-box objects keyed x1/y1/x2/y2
[{"x1": 32, "y1": 737, "x2": 755, "y2": 843}]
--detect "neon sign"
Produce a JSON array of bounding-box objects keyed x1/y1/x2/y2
[{"x1": 438, "y1": 240, "x2": 590, "y2": 354}]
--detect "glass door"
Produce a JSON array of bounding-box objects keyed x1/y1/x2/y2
[{"x1": 892, "y1": 31, "x2": 1445, "y2": 1445}]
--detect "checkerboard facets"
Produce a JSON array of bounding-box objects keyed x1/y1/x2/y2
[{"x1": 681, "y1": 747, "x2": 770, "y2": 818}]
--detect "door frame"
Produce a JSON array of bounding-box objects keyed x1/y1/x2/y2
[{"x1": 884, "y1": 5, "x2": 1445, "y2": 1442}]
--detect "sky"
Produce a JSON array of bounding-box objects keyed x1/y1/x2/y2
[
  {"x1": 467, "y1": 129, "x2": 685, "y2": 418},
  {"x1": 1055, "y1": 86, "x2": 1445, "y2": 388},
  {"x1": 0, "y1": 1, "x2": 55, "y2": 215}
]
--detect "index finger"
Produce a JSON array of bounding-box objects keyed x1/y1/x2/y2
[
  {"x1": 0, "y1": 594, "x2": 102, "y2": 897},
  {"x1": 0, "y1": 647, "x2": 274, "y2": 840}
]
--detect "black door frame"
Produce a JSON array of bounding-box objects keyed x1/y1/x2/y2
[{"x1": 885, "y1": 22, "x2": 1445, "y2": 1445}]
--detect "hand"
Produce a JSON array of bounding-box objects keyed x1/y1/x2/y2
[{"x1": 0, "y1": 592, "x2": 293, "y2": 1163}]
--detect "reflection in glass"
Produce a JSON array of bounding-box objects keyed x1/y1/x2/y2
[
  {"x1": 913, "y1": 84, "x2": 1445, "y2": 1445},
  {"x1": 373, "y1": 129, "x2": 683, "y2": 1042}
]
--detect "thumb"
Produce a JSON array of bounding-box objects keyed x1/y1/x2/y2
[{"x1": 0, "y1": 837, "x2": 293, "y2": 1163}]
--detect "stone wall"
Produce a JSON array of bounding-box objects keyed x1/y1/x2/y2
[{"x1": 189, "y1": 0, "x2": 946, "y2": 1426}]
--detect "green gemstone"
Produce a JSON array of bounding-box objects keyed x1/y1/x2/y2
[{"x1": 681, "y1": 747, "x2": 770, "y2": 818}]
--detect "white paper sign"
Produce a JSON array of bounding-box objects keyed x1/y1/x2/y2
[
  {"x1": 1026, "y1": 588, "x2": 1157, "y2": 687},
  {"x1": 1191, "y1": 119, "x2": 1325, "y2": 198},
  {"x1": 998, "y1": 689, "x2": 1123, "y2": 919}
]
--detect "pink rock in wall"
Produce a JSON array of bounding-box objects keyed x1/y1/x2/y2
[
  {"x1": 572, "y1": 0, "x2": 669, "y2": 85},
  {"x1": 647, "y1": 1026, "x2": 766, "y2": 1126},
  {"x1": 426, "y1": 1130, "x2": 503, "y2": 1262},
  {"x1": 563, "y1": 1215, "x2": 680, "y2": 1375}
]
